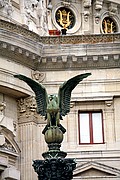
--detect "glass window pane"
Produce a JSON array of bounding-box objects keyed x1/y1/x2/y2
[
  {"x1": 92, "y1": 113, "x2": 103, "y2": 143},
  {"x1": 80, "y1": 113, "x2": 90, "y2": 143}
]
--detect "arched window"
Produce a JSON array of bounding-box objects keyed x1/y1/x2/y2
[{"x1": 102, "y1": 17, "x2": 117, "y2": 33}]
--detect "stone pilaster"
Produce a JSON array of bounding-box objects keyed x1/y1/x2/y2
[
  {"x1": 94, "y1": 0, "x2": 103, "y2": 33},
  {"x1": 83, "y1": 0, "x2": 91, "y2": 34},
  {"x1": 104, "y1": 100, "x2": 115, "y2": 144},
  {"x1": 17, "y1": 96, "x2": 46, "y2": 180}
]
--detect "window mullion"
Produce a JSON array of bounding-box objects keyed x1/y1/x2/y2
[{"x1": 89, "y1": 113, "x2": 93, "y2": 144}]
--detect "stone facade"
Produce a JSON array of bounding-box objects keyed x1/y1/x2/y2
[{"x1": 0, "y1": 0, "x2": 120, "y2": 179}]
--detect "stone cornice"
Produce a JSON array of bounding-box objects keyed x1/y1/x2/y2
[{"x1": 0, "y1": 19, "x2": 120, "y2": 71}]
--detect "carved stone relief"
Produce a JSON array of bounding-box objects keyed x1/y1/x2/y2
[
  {"x1": 0, "y1": 0, "x2": 13, "y2": 18},
  {"x1": 24, "y1": 0, "x2": 37, "y2": 26},
  {"x1": 17, "y1": 96, "x2": 45, "y2": 124},
  {"x1": 31, "y1": 70, "x2": 46, "y2": 83},
  {"x1": 18, "y1": 96, "x2": 37, "y2": 118},
  {"x1": 36, "y1": 0, "x2": 47, "y2": 32},
  {"x1": 24, "y1": 0, "x2": 48, "y2": 35},
  {"x1": 0, "y1": 138, "x2": 16, "y2": 153}
]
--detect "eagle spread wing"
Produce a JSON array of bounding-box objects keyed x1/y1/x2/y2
[
  {"x1": 58, "y1": 73, "x2": 91, "y2": 116},
  {"x1": 14, "y1": 74, "x2": 48, "y2": 116}
]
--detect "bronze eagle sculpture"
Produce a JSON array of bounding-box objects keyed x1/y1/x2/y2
[{"x1": 14, "y1": 73, "x2": 91, "y2": 133}]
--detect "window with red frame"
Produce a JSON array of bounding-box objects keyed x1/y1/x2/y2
[{"x1": 78, "y1": 111, "x2": 104, "y2": 144}]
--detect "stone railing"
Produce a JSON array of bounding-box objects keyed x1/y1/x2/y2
[{"x1": 0, "y1": 19, "x2": 120, "y2": 45}]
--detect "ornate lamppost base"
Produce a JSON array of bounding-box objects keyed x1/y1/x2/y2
[
  {"x1": 33, "y1": 126, "x2": 76, "y2": 179},
  {"x1": 32, "y1": 158, "x2": 76, "y2": 180}
]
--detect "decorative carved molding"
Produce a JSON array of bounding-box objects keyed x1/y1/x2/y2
[
  {"x1": 108, "y1": 2, "x2": 118, "y2": 13},
  {"x1": 105, "y1": 100, "x2": 113, "y2": 107}
]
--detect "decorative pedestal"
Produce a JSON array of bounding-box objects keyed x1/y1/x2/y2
[
  {"x1": 33, "y1": 126, "x2": 76, "y2": 179},
  {"x1": 33, "y1": 158, "x2": 76, "y2": 180}
]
